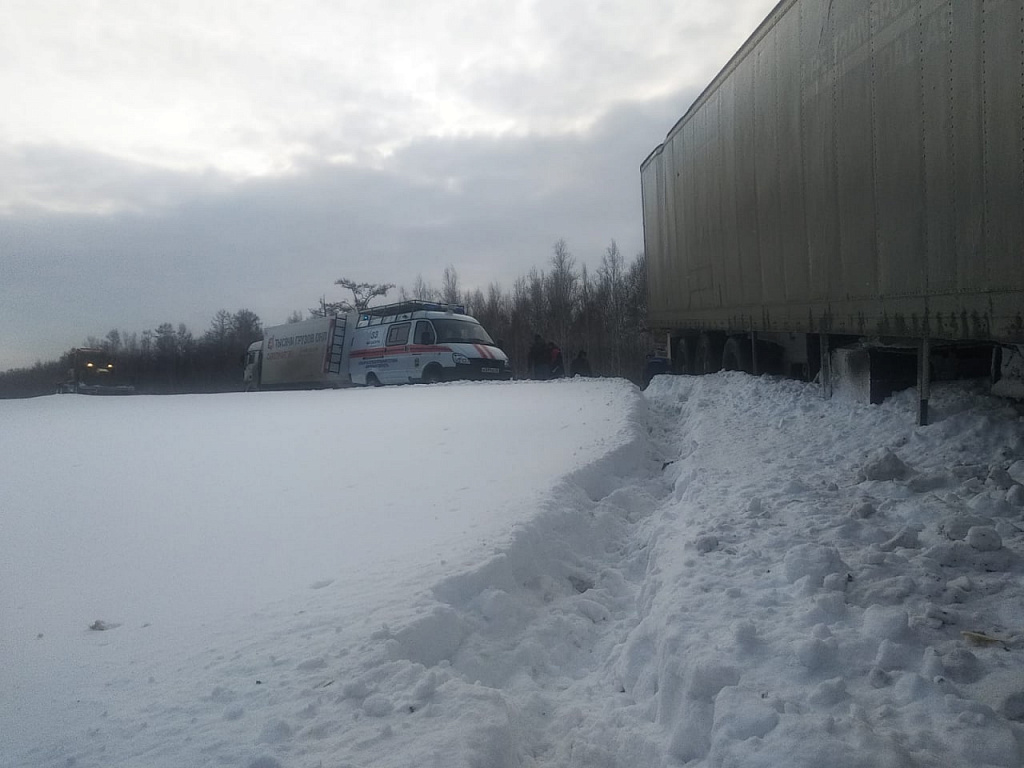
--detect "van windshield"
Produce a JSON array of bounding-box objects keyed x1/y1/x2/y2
[{"x1": 432, "y1": 319, "x2": 495, "y2": 345}]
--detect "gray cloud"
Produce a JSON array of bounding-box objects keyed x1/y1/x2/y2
[
  {"x1": 0, "y1": 0, "x2": 781, "y2": 371},
  {"x1": 0, "y1": 90, "x2": 691, "y2": 370}
]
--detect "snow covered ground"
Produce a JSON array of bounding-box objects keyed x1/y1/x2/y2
[{"x1": 2, "y1": 374, "x2": 1024, "y2": 767}]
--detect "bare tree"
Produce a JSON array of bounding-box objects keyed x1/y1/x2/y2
[
  {"x1": 411, "y1": 275, "x2": 439, "y2": 302},
  {"x1": 599, "y1": 240, "x2": 627, "y2": 374},
  {"x1": 527, "y1": 267, "x2": 546, "y2": 335},
  {"x1": 546, "y1": 239, "x2": 578, "y2": 359},
  {"x1": 204, "y1": 310, "x2": 234, "y2": 350},
  {"x1": 465, "y1": 287, "x2": 485, "y2": 317},
  {"x1": 230, "y1": 309, "x2": 262, "y2": 348},
  {"x1": 312, "y1": 279, "x2": 394, "y2": 316},
  {"x1": 334, "y1": 278, "x2": 395, "y2": 312},
  {"x1": 441, "y1": 265, "x2": 461, "y2": 306}
]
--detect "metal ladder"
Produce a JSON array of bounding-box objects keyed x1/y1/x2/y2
[{"x1": 326, "y1": 317, "x2": 347, "y2": 374}]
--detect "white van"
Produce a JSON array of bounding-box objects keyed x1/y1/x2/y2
[{"x1": 348, "y1": 301, "x2": 511, "y2": 385}]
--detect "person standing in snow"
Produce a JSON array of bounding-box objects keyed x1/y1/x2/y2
[
  {"x1": 571, "y1": 350, "x2": 591, "y2": 377},
  {"x1": 529, "y1": 334, "x2": 549, "y2": 380},
  {"x1": 549, "y1": 342, "x2": 564, "y2": 378}
]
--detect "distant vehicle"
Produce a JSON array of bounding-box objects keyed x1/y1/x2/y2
[
  {"x1": 641, "y1": 0, "x2": 1024, "y2": 416},
  {"x1": 244, "y1": 301, "x2": 511, "y2": 390},
  {"x1": 57, "y1": 348, "x2": 135, "y2": 395},
  {"x1": 244, "y1": 315, "x2": 353, "y2": 391}
]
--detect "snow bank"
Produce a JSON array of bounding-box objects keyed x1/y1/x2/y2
[{"x1": 611, "y1": 374, "x2": 1024, "y2": 768}]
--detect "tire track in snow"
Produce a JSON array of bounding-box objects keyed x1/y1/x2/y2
[
  {"x1": 357, "y1": 379, "x2": 701, "y2": 767},
  {"x1": 367, "y1": 386, "x2": 672, "y2": 766}
]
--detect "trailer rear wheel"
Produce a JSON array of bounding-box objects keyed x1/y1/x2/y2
[
  {"x1": 673, "y1": 337, "x2": 694, "y2": 375},
  {"x1": 722, "y1": 336, "x2": 753, "y2": 373},
  {"x1": 695, "y1": 333, "x2": 724, "y2": 375}
]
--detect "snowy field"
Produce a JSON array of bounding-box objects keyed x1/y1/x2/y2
[{"x1": 2, "y1": 375, "x2": 1024, "y2": 767}]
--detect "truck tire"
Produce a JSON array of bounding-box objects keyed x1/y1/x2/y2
[
  {"x1": 366, "y1": 372, "x2": 382, "y2": 387},
  {"x1": 722, "y1": 336, "x2": 753, "y2": 373},
  {"x1": 695, "y1": 333, "x2": 724, "y2": 375},
  {"x1": 421, "y1": 365, "x2": 443, "y2": 384}
]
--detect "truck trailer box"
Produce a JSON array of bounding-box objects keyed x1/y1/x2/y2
[
  {"x1": 641, "y1": 0, "x2": 1024, "y2": 347},
  {"x1": 640, "y1": 0, "x2": 1024, "y2": 415},
  {"x1": 245, "y1": 315, "x2": 354, "y2": 390}
]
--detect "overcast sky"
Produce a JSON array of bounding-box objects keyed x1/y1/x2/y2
[{"x1": 0, "y1": 0, "x2": 777, "y2": 371}]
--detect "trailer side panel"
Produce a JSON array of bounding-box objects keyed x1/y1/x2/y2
[{"x1": 643, "y1": 0, "x2": 1024, "y2": 344}]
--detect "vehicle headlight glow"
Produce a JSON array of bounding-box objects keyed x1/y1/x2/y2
[{"x1": 452, "y1": 353, "x2": 470, "y2": 365}]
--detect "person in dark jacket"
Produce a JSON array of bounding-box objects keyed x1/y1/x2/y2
[
  {"x1": 549, "y1": 342, "x2": 564, "y2": 378},
  {"x1": 528, "y1": 334, "x2": 549, "y2": 380},
  {"x1": 570, "y1": 350, "x2": 592, "y2": 377}
]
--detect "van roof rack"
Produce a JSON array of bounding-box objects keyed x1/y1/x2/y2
[{"x1": 360, "y1": 300, "x2": 466, "y2": 317}]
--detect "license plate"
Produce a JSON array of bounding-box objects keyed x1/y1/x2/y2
[{"x1": 481, "y1": 367, "x2": 499, "y2": 374}]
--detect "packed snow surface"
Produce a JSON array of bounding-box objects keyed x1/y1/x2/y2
[{"x1": 2, "y1": 375, "x2": 1024, "y2": 767}]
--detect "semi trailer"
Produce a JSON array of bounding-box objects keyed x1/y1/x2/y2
[{"x1": 641, "y1": 0, "x2": 1024, "y2": 420}]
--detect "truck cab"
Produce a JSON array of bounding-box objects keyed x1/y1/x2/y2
[
  {"x1": 58, "y1": 348, "x2": 135, "y2": 394},
  {"x1": 242, "y1": 341, "x2": 262, "y2": 391}
]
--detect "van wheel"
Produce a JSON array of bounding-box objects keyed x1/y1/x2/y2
[
  {"x1": 366, "y1": 373, "x2": 382, "y2": 387},
  {"x1": 422, "y1": 365, "x2": 443, "y2": 384}
]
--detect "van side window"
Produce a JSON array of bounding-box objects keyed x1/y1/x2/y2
[
  {"x1": 386, "y1": 322, "x2": 411, "y2": 346},
  {"x1": 414, "y1": 321, "x2": 435, "y2": 345}
]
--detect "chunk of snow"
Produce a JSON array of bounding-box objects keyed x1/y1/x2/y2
[
  {"x1": 782, "y1": 544, "x2": 846, "y2": 586},
  {"x1": 858, "y1": 448, "x2": 911, "y2": 482},
  {"x1": 966, "y1": 526, "x2": 1002, "y2": 552}
]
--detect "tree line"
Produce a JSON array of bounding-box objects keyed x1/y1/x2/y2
[
  {"x1": 387, "y1": 240, "x2": 650, "y2": 383},
  {"x1": 0, "y1": 309, "x2": 264, "y2": 398},
  {"x1": 0, "y1": 240, "x2": 649, "y2": 398}
]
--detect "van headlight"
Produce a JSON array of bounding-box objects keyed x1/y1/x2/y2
[{"x1": 452, "y1": 352, "x2": 470, "y2": 365}]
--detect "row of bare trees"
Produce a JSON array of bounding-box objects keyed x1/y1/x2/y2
[
  {"x1": 0, "y1": 309, "x2": 263, "y2": 397},
  {"x1": 0, "y1": 239, "x2": 649, "y2": 398},
  {"x1": 390, "y1": 240, "x2": 650, "y2": 381}
]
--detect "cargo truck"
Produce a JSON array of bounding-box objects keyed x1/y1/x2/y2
[
  {"x1": 244, "y1": 315, "x2": 353, "y2": 390},
  {"x1": 244, "y1": 301, "x2": 511, "y2": 390},
  {"x1": 641, "y1": 0, "x2": 1024, "y2": 421}
]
